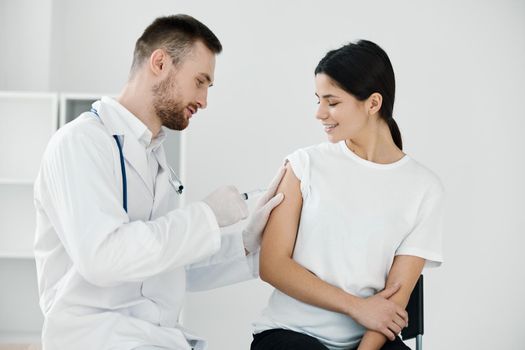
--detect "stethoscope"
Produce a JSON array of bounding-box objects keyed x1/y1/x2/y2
[{"x1": 90, "y1": 108, "x2": 184, "y2": 212}]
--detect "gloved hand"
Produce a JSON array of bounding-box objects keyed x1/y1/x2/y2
[
  {"x1": 242, "y1": 165, "x2": 287, "y2": 253},
  {"x1": 203, "y1": 186, "x2": 249, "y2": 227}
]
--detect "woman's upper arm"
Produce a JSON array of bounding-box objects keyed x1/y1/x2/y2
[{"x1": 259, "y1": 162, "x2": 303, "y2": 277}]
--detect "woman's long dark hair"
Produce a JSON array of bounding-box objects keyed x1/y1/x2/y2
[{"x1": 315, "y1": 40, "x2": 402, "y2": 150}]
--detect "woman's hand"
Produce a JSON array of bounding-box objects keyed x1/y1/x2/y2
[{"x1": 349, "y1": 284, "x2": 408, "y2": 341}]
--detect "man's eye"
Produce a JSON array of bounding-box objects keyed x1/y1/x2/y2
[
  {"x1": 328, "y1": 102, "x2": 339, "y2": 107},
  {"x1": 196, "y1": 79, "x2": 204, "y2": 87}
]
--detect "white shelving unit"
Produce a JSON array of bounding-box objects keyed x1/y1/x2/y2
[
  {"x1": 0, "y1": 184, "x2": 37, "y2": 259},
  {"x1": 0, "y1": 259, "x2": 43, "y2": 344},
  {"x1": 59, "y1": 93, "x2": 102, "y2": 125},
  {"x1": 0, "y1": 92, "x2": 57, "y2": 182},
  {"x1": 0, "y1": 92, "x2": 58, "y2": 345}
]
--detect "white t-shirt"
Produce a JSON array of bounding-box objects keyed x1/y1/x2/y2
[{"x1": 253, "y1": 141, "x2": 445, "y2": 350}]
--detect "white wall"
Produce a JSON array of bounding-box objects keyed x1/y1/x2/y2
[
  {"x1": 1, "y1": 0, "x2": 524, "y2": 349},
  {"x1": 0, "y1": 1, "x2": 5, "y2": 89},
  {"x1": 0, "y1": 0, "x2": 53, "y2": 91}
]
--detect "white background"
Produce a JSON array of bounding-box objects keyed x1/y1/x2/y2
[{"x1": 1, "y1": 0, "x2": 524, "y2": 349}]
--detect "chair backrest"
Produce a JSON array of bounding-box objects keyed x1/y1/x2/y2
[{"x1": 401, "y1": 274, "x2": 424, "y2": 340}]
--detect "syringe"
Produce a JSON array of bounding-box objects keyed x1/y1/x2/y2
[{"x1": 241, "y1": 188, "x2": 267, "y2": 200}]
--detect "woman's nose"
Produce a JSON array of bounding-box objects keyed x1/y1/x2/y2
[{"x1": 316, "y1": 106, "x2": 328, "y2": 120}]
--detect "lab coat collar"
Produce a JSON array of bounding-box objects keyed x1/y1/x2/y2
[
  {"x1": 92, "y1": 97, "x2": 163, "y2": 196},
  {"x1": 103, "y1": 97, "x2": 167, "y2": 155},
  {"x1": 151, "y1": 147, "x2": 171, "y2": 214},
  {"x1": 151, "y1": 131, "x2": 174, "y2": 213},
  {"x1": 154, "y1": 136, "x2": 169, "y2": 173}
]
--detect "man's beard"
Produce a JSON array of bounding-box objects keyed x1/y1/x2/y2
[{"x1": 152, "y1": 74, "x2": 188, "y2": 131}]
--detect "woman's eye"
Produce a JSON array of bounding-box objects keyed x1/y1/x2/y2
[
  {"x1": 328, "y1": 102, "x2": 339, "y2": 107},
  {"x1": 196, "y1": 79, "x2": 204, "y2": 87}
]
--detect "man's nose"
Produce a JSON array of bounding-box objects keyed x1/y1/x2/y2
[{"x1": 196, "y1": 89, "x2": 208, "y2": 109}]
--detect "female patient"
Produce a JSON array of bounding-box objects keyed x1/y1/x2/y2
[{"x1": 251, "y1": 40, "x2": 444, "y2": 350}]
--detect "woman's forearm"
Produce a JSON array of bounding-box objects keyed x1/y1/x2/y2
[
  {"x1": 357, "y1": 284, "x2": 410, "y2": 350},
  {"x1": 260, "y1": 254, "x2": 359, "y2": 317},
  {"x1": 357, "y1": 255, "x2": 426, "y2": 349},
  {"x1": 357, "y1": 329, "x2": 387, "y2": 350}
]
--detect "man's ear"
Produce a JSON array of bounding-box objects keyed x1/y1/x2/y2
[
  {"x1": 366, "y1": 92, "x2": 383, "y2": 116},
  {"x1": 149, "y1": 49, "x2": 167, "y2": 76}
]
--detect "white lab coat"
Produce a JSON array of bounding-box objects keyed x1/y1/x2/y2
[{"x1": 33, "y1": 97, "x2": 258, "y2": 350}]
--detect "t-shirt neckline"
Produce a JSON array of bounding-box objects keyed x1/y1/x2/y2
[{"x1": 338, "y1": 140, "x2": 410, "y2": 169}]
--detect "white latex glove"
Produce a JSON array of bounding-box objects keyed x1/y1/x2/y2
[
  {"x1": 203, "y1": 186, "x2": 249, "y2": 227},
  {"x1": 242, "y1": 165, "x2": 287, "y2": 253}
]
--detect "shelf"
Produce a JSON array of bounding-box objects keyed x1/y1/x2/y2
[
  {"x1": 0, "y1": 92, "x2": 57, "y2": 181},
  {"x1": 59, "y1": 93, "x2": 111, "y2": 126},
  {"x1": 0, "y1": 179, "x2": 33, "y2": 185},
  {"x1": 0, "y1": 185, "x2": 36, "y2": 257},
  {"x1": 0, "y1": 331, "x2": 41, "y2": 344},
  {"x1": 0, "y1": 260, "x2": 43, "y2": 337},
  {"x1": 0, "y1": 252, "x2": 34, "y2": 259}
]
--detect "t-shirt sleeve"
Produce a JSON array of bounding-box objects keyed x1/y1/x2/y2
[
  {"x1": 285, "y1": 148, "x2": 311, "y2": 198},
  {"x1": 396, "y1": 181, "x2": 445, "y2": 268}
]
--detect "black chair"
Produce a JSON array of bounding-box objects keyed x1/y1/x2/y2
[{"x1": 401, "y1": 275, "x2": 424, "y2": 350}]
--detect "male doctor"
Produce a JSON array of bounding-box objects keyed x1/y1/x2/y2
[{"x1": 34, "y1": 14, "x2": 285, "y2": 350}]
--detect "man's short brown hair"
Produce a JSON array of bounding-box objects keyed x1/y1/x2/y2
[{"x1": 131, "y1": 14, "x2": 222, "y2": 73}]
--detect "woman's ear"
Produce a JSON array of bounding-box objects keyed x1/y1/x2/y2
[{"x1": 366, "y1": 92, "x2": 383, "y2": 116}]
